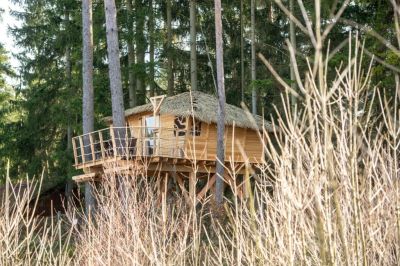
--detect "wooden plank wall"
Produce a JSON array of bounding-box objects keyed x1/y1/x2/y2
[
  {"x1": 243, "y1": 129, "x2": 263, "y2": 163},
  {"x1": 185, "y1": 122, "x2": 263, "y2": 163},
  {"x1": 225, "y1": 126, "x2": 247, "y2": 162},
  {"x1": 127, "y1": 112, "x2": 177, "y2": 157},
  {"x1": 125, "y1": 112, "x2": 263, "y2": 163},
  {"x1": 127, "y1": 112, "x2": 147, "y2": 156},
  {"x1": 158, "y1": 114, "x2": 176, "y2": 156},
  {"x1": 185, "y1": 120, "x2": 212, "y2": 160}
]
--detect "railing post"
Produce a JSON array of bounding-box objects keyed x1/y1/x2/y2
[
  {"x1": 110, "y1": 126, "x2": 117, "y2": 159},
  {"x1": 98, "y1": 130, "x2": 105, "y2": 161},
  {"x1": 79, "y1": 136, "x2": 85, "y2": 164},
  {"x1": 89, "y1": 133, "x2": 95, "y2": 161},
  {"x1": 157, "y1": 127, "x2": 161, "y2": 156},
  {"x1": 125, "y1": 127, "x2": 129, "y2": 159},
  {"x1": 71, "y1": 126, "x2": 182, "y2": 168},
  {"x1": 157, "y1": 127, "x2": 162, "y2": 156},
  {"x1": 72, "y1": 137, "x2": 78, "y2": 166},
  {"x1": 139, "y1": 126, "x2": 143, "y2": 157}
]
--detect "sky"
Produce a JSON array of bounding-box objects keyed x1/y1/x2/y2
[{"x1": 0, "y1": 1, "x2": 21, "y2": 84}]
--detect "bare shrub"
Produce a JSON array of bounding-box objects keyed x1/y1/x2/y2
[
  {"x1": 2, "y1": 5, "x2": 400, "y2": 264},
  {"x1": 0, "y1": 172, "x2": 74, "y2": 265}
]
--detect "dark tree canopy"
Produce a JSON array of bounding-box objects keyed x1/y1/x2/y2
[{"x1": 0, "y1": 0, "x2": 398, "y2": 183}]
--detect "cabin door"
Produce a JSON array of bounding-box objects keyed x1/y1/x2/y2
[{"x1": 142, "y1": 115, "x2": 160, "y2": 156}]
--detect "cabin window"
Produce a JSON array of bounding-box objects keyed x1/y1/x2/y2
[
  {"x1": 190, "y1": 120, "x2": 202, "y2": 136},
  {"x1": 145, "y1": 116, "x2": 156, "y2": 137},
  {"x1": 142, "y1": 115, "x2": 160, "y2": 156},
  {"x1": 174, "y1": 116, "x2": 186, "y2": 136}
]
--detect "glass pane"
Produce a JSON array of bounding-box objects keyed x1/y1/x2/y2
[{"x1": 145, "y1": 116, "x2": 155, "y2": 137}]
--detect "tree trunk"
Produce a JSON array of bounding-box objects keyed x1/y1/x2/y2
[
  {"x1": 136, "y1": 0, "x2": 146, "y2": 104},
  {"x1": 167, "y1": 0, "x2": 174, "y2": 96},
  {"x1": 65, "y1": 9, "x2": 74, "y2": 203},
  {"x1": 82, "y1": 0, "x2": 95, "y2": 215},
  {"x1": 104, "y1": 0, "x2": 127, "y2": 206},
  {"x1": 251, "y1": 0, "x2": 257, "y2": 115},
  {"x1": 104, "y1": 0, "x2": 126, "y2": 128},
  {"x1": 126, "y1": 0, "x2": 136, "y2": 107},
  {"x1": 214, "y1": 0, "x2": 225, "y2": 206},
  {"x1": 190, "y1": 0, "x2": 197, "y2": 91},
  {"x1": 65, "y1": 8, "x2": 72, "y2": 152},
  {"x1": 289, "y1": 0, "x2": 297, "y2": 108},
  {"x1": 240, "y1": 0, "x2": 245, "y2": 102},
  {"x1": 149, "y1": 0, "x2": 155, "y2": 97}
]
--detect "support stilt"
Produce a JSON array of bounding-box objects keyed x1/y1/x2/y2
[{"x1": 189, "y1": 172, "x2": 196, "y2": 207}]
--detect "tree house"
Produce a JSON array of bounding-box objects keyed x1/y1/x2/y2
[{"x1": 72, "y1": 91, "x2": 273, "y2": 203}]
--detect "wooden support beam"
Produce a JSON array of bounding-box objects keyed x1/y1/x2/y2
[
  {"x1": 103, "y1": 165, "x2": 133, "y2": 175},
  {"x1": 234, "y1": 180, "x2": 244, "y2": 200},
  {"x1": 149, "y1": 95, "x2": 166, "y2": 114},
  {"x1": 234, "y1": 163, "x2": 245, "y2": 175},
  {"x1": 72, "y1": 172, "x2": 97, "y2": 183},
  {"x1": 158, "y1": 172, "x2": 169, "y2": 207},
  {"x1": 146, "y1": 162, "x2": 249, "y2": 174},
  {"x1": 150, "y1": 156, "x2": 160, "y2": 163},
  {"x1": 156, "y1": 171, "x2": 162, "y2": 188},
  {"x1": 189, "y1": 172, "x2": 196, "y2": 205},
  {"x1": 239, "y1": 182, "x2": 246, "y2": 200},
  {"x1": 173, "y1": 172, "x2": 191, "y2": 205},
  {"x1": 242, "y1": 172, "x2": 251, "y2": 200},
  {"x1": 224, "y1": 172, "x2": 245, "y2": 200},
  {"x1": 197, "y1": 160, "x2": 206, "y2": 166},
  {"x1": 196, "y1": 174, "x2": 216, "y2": 202}
]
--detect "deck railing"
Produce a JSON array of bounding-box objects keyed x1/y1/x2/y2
[{"x1": 72, "y1": 126, "x2": 185, "y2": 167}]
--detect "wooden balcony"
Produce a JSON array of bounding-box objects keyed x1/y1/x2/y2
[{"x1": 72, "y1": 126, "x2": 186, "y2": 169}]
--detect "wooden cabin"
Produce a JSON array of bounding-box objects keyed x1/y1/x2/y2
[{"x1": 72, "y1": 91, "x2": 273, "y2": 202}]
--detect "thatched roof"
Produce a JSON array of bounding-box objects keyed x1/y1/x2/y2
[{"x1": 106, "y1": 91, "x2": 274, "y2": 131}]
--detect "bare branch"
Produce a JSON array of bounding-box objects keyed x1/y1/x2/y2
[
  {"x1": 273, "y1": 0, "x2": 314, "y2": 45},
  {"x1": 286, "y1": 39, "x2": 306, "y2": 94},
  {"x1": 296, "y1": 0, "x2": 317, "y2": 47},
  {"x1": 258, "y1": 52, "x2": 301, "y2": 98},
  {"x1": 340, "y1": 18, "x2": 400, "y2": 56},
  {"x1": 322, "y1": 0, "x2": 350, "y2": 41}
]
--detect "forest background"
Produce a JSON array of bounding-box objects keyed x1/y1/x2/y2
[{"x1": 0, "y1": 0, "x2": 397, "y2": 184}]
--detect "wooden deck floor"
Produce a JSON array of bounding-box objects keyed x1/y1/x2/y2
[{"x1": 73, "y1": 155, "x2": 251, "y2": 182}]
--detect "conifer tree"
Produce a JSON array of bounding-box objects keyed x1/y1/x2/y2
[
  {"x1": 82, "y1": 0, "x2": 95, "y2": 213},
  {"x1": 214, "y1": 0, "x2": 225, "y2": 206},
  {"x1": 104, "y1": 0, "x2": 126, "y2": 128}
]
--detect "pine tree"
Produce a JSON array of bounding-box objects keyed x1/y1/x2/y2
[
  {"x1": 166, "y1": 0, "x2": 174, "y2": 96},
  {"x1": 104, "y1": 0, "x2": 126, "y2": 128},
  {"x1": 214, "y1": 0, "x2": 225, "y2": 206},
  {"x1": 251, "y1": 0, "x2": 257, "y2": 115},
  {"x1": 126, "y1": 0, "x2": 136, "y2": 107},
  {"x1": 149, "y1": 0, "x2": 156, "y2": 97},
  {"x1": 190, "y1": 0, "x2": 197, "y2": 91},
  {"x1": 82, "y1": 0, "x2": 96, "y2": 214},
  {"x1": 135, "y1": 0, "x2": 146, "y2": 104}
]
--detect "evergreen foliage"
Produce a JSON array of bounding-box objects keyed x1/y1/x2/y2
[{"x1": 0, "y1": 0, "x2": 398, "y2": 182}]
